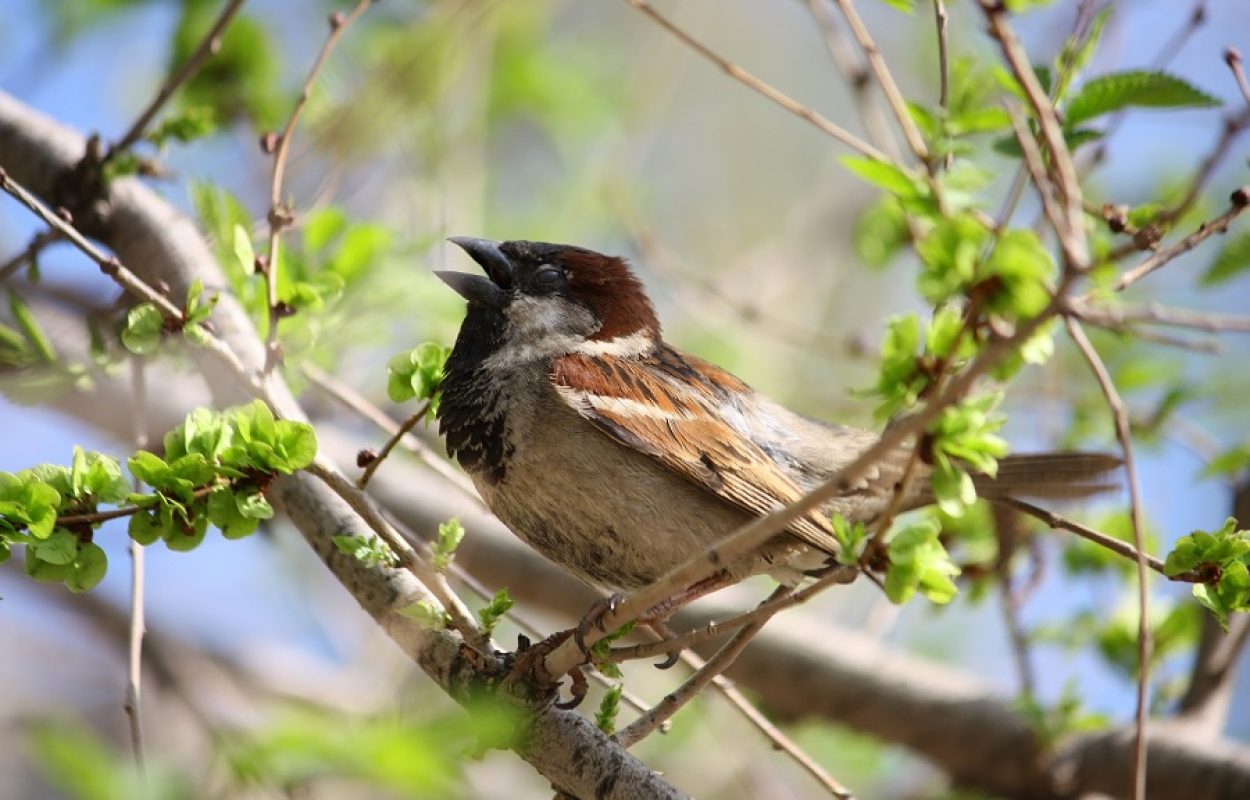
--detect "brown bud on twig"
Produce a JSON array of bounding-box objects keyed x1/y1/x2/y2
[
  {"x1": 273, "y1": 301, "x2": 297, "y2": 319},
  {"x1": 259, "y1": 132, "x2": 280, "y2": 154},
  {"x1": 254, "y1": 254, "x2": 269, "y2": 276},
  {"x1": 155, "y1": 279, "x2": 172, "y2": 296},
  {"x1": 100, "y1": 256, "x2": 120, "y2": 276},
  {"x1": 268, "y1": 205, "x2": 295, "y2": 230},
  {"x1": 55, "y1": 206, "x2": 73, "y2": 224},
  {"x1": 1132, "y1": 223, "x2": 1162, "y2": 251},
  {"x1": 1102, "y1": 203, "x2": 1129, "y2": 234},
  {"x1": 1226, "y1": 47, "x2": 1243, "y2": 69},
  {"x1": 356, "y1": 449, "x2": 379, "y2": 469},
  {"x1": 329, "y1": 11, "x2": 347, "y2": 30},
  {"x1": 1232, "y1": 186, "x2": 1250, "y2": 208}
]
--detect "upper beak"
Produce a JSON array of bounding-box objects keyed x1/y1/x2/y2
[{"x1": 436, "y1": 236, "x2": 513, "y2": 308}]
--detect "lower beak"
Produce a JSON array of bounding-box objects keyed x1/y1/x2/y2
[
  {"x1": 439, "y1": 236, "x2": 514, "y2": 308},
  {"x1": 434, "y1": 270, "x2": 508, "y2": 308}
]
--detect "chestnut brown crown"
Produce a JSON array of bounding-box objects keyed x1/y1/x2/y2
[{"x1": 439, "y1": 237, "x2": 660, "y2": 343}]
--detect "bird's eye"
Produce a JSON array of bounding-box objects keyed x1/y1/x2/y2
[{"x1": 532, "y1": 265, "x2": 564, "y2": 291}]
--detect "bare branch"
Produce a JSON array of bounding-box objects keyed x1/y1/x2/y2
[
  {"x1": 357, "y1": 401, "x2": 430, "y2": 489},
  {"x1": 622, "y1": 0, "x2": 891, "y2": 162},
  {"x1": 108, "y1": 0, "x2": 248, "y2": 157},
  {"x1": 980, "y1": 1, "x2": 1088, "y2": 268},
  {"x1": 615, "y1": 616, "x2": 773, "y2": 749},
  {"x1": 1113, "y1": 191, "x2": 1250, "y2": 292},
  {"x1": 261, "y1": 1, "x2": 375, "y2": 373},
  {"x1": 124, "y1": 357, "x2": 148, "y2": 773},
  {"x1": 1065, "y1": 317, "x2": 1151, "y2": 800}
]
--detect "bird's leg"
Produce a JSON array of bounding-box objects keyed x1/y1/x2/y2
[{"x1": 573, "y1": 592, "x2": 627, "y2": 654}]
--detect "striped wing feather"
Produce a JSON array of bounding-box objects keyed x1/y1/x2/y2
[{"x1": 550, "y1": 348, "x2": 841, "y2": 556}]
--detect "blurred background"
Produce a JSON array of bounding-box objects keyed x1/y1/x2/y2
[{"x1": 1, "y1": 0, "x2": 1248, "y2": 797}]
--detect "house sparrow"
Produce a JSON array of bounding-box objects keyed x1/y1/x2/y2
[{"x1": 435, "y1": 237, "x2": 1116, "y2": 596}]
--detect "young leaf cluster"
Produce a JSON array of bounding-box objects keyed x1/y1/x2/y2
[
  {"x1": 0, "y1": 403, "x2": 316, "y2": 593},
  {"x1": 120, "y1": 279, "x2": 218, "y2": 354},
  {"x1": 387, "y1": 342, "x2": 451, "y2": 412},
  {"x1": 1164, "y1": 518, "x2": 1250, "y2": 630}
]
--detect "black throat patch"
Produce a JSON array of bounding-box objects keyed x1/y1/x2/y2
[{"x1": 437, "y1": 306, "x2": 514, "y2": 484}]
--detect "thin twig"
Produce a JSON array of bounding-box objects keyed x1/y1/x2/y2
[
  {"x1": 1113, "y1": 194, "x2": 1250, "y2": 292},
  {"x1": 261, "y1": 1, "x2": 374, "y2": 373},
  {"x1": 933, "y1": 0, "x2": 951, "y2": 170},
  {"x1": 0, "y1": 228, "x2": 59, "y2": 283},
  {"x1": 124, "y1": 357, "x2": 148, "y2": 775},
  {"x1": 1002, "y1": 498, "x2": 1183, "y2": 579},
  {"x1": 830, "y1": 0, "x2": 930, "y2": 164},
  {"x1": 805, "y1": 0, "x2": 901, "y2": 161},
  {"x1": 1070, "y1": 299, "x2": 1250, "y2": 334},
  {"x1": 623, "y1": 0, "x2": 890, "y2": 162},
  {"x1": 1064, "y1": 318, "x2": 1151, "y2": 800},
  {"x1": 980, "y1": 1, "x2": 1088, "y2": 269},
  {"x1": 357, "y1": 401, "x2": 430, "y2": 489},
  {"x1": 108, "y1": 0, "x2": 248, "y2": 158},
  {"x1": 0, "y1": 166, "x2": 262, "y2": 395},
  {"x1": 301, "y1": 363, "x2": 476, "y2": 499},
  {"x1": 614, "y1": 615, "x2": 774, "y2": 748},
  {"x1": 305, "y1": 458, "x2": 487, "y2": 650},
  {"x1": 609, "y1": 571, "x2": 851, "y2": 663},
  {"x1": 1006, "y1": 101, "x2": 1069, "y2": 251},
  {"x1": 1226, "y1": 47, "x2": 1250, "y2": 108}
]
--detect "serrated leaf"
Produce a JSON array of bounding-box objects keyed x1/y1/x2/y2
[
  {"x1": 1066, "y1": 70, "x2": 1221, "y2": 127},
  {"x1": 235, "y1": 490, "x2": 273, "y2": 520}
]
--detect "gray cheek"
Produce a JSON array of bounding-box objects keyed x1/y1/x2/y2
[{"x1": 488, "y1": 296, "x2": 600, "y2": 367}]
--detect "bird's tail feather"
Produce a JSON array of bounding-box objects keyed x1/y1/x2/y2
[{"x1": 971, "y1": 451, "x2": 1122, "y2": 500}]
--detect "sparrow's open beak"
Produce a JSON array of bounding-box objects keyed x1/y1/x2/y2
[{"x1": 436, "y1": 237, "x2": 513, "y2": 308}]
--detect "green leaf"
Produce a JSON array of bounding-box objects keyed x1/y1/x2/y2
[
  {"x1": 876, "y1": 0, "x2": 915, "y2": 11},
  {"x1": 433, "y1": 518, "x2": 465, "y2": 572},
  {"x1": 930, "y1": 453, "x2": 976, "y2": 518},
  {"x1": 595, "y1": 686, "x2": 623, "y2": 735},
  {"x1": 128, "y1": 451, "x2": 172, "y2": 489},
  {"x1": 1203, "y1": 444, "x2": 1250, "y2": 478},
  {"x1": 840, "y1": 156, "x2": 924, "y2": 199},
  {"x1": 121, "y1": 303, "x2": 165, "y2": 355},
  {"x1": 333, "y1": 533, "x2": 397, "y2": 568},
  {"x1": 232, "y1": 222, "x2": 253, "y2": 272},
  {"x1": 885, "y1": 516, "x2": 960, "y2": 604},
  {"x1": 147, "y1": 106, "x2": 217, "y2": 147},
  {"x1": 274, "y1": 421, "x2": 318, "y2": 471},
  {"x1": 31, "y1": 529, "x2": 78, "y2": 566},
  {"x1": 9, "y1": 292, "x2": 57, "y2": 363},
  {"x1": 235, "y1": 490, "x2": 274, "y2": 520},
  {"x1": 68, "y1": 543, "x2": 108, "y2": 593},
  {"x1": 128, "y1": 510, "x2": 164, "y2": 546},
  {"x1": 831, "y1": 514, "x2": 867, "y2": 565},
  {"x1": 853, "y1": 197, "x2": 911, "y2": 269},
  {"x1": 478, "y1": 588, "x2": 514, "y2": 635},
  {"x1": 399, "y1": 599, "x2": 450, "y2": 630},
  {"x1": 1065, "y1": 70, "x2": 1221, "y2": 127},
  {"x1": 387, "y1": 343, "x2": 451, "y2": 404},
  {"x1": 303, "y1": 207, "x2": 348, "y2": 253},
  {"x1": 1201, "y1": 230, "x2": 1250, "y2": 285}
]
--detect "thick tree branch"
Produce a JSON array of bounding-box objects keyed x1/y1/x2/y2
[{"x1": 0, "y1": 89, "x2": 682, "y2": 800}]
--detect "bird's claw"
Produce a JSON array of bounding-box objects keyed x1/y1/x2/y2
[{"x1": 573, "y1": 592, "x2": 626, "y2": 655}]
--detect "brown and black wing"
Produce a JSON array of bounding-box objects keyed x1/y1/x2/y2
[{"x1": 550, "y1": 347, "x2": 841, "y2": 556}]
